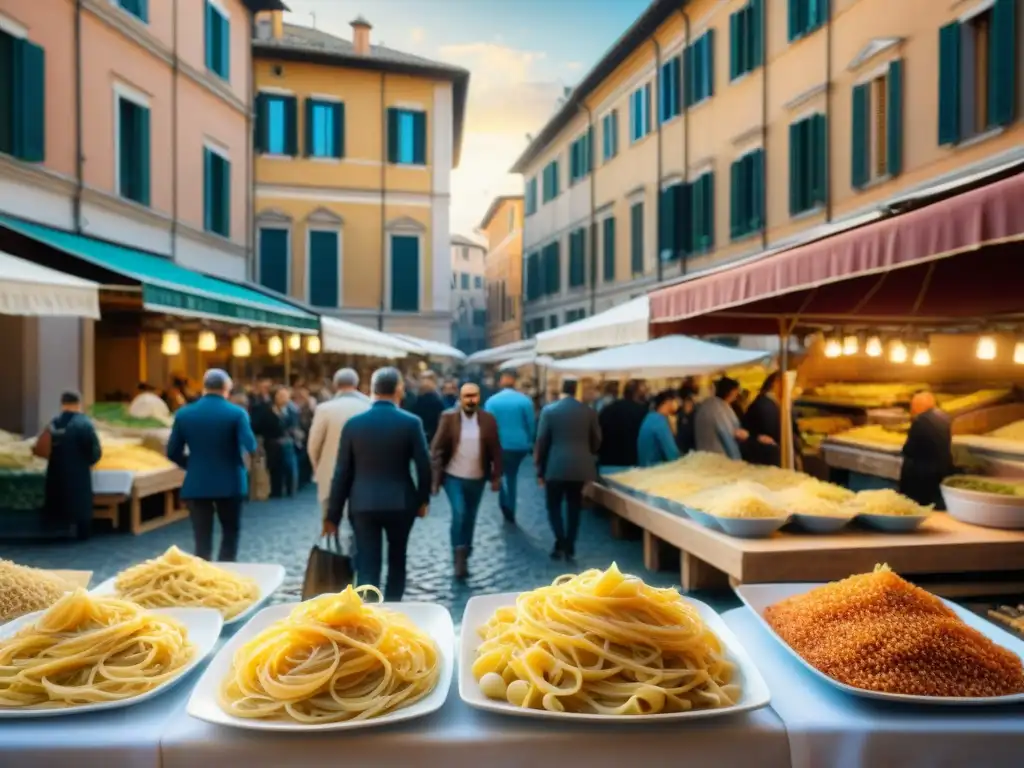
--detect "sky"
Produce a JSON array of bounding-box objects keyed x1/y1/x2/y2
[{"x1": 281, "y1": 0, "x2": 651, "y2": 237}]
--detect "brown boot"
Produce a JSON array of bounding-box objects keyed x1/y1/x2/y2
[{"x1": 453, "y1": 546, "x2": 469, "y2": 579}]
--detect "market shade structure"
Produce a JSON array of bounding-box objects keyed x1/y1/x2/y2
[
  {"x1": 648, "y1": 171, "x2": 1024, "y2": 335},
  {"x1": 549, "y1": 335, "x2": 769, "y2": 378},
  {"x1": 392, "y1": 334, "x2": 468, "y2": 361},
  {"x1": 499, "y1": 354, "x2": 554, "y2": 371},
  {"x1": 535, "y1": 295, "x2": 649, "y2": 354},
  {"x1": 0, "y1": 216, "x2": 318, "y2": 332},
  {"x1": 0, "y1": 249, "x2": 100, "y2": 319},
  {"x1": 465, "y1": 338, "x2": 536, "y2": 365},
  {"x1": 320, "y1": 316, "x2": 420, "y2": 359}
]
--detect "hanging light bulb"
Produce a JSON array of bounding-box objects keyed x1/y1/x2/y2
[
  {"x1": 842, "y1": 334, "x2": 860, "y2": 356},
  {"x1": 976, "y1": 334, "x2": 997, "y2": 360},
  {"x1": 161, "y1": 329, "x2": 181, "y2": 356},
  {"x1": 1014, "y1": 339, "x2": 1024, "y2": 365},
  {"x1": 865, "y1": 335, "x2": 883, "y2": 357},
  {"x1": 912, "y1": 344, "x2": 932, "y2": 367},
  {"x1": 889, "y1": 338, "x2": 908, "y2": 364},
  {"x1": 232, "y1": 333, "x2": 252, "y2": 358},
  {"x1": 288, "y1": 333, "x2": 302, "y2": 351},
  {"x1": 197, "y1": 330, "x2": 217, "y2": 352},
  {"x1": 823, "y1": 332, "x2": 842, "y2": 359},
  {"x1": 306, "y1": 335, "x2": 322, "y2": 354},
  {"x1": 267, "y1": 335, "x2": 283, "y2": 357}
]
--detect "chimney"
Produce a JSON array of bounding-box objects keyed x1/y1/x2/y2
[
  {"x1": 271, "y1": 9, "x2": 284, "y2": 40},
  {"x1": 351, "y1": 16, "x2": 372, "y2": 56}
]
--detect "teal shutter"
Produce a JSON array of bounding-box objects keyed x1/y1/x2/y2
[
  {"x1": 220, "y1": 14, "x2": 230, "y2": 80},
  {"x1": 254, "y1": 93, "x2": 269, "y2": 153},
  {"x1": 203, "y1": 149, "x2": 212, "y2": 231},
  {"x1": 787, "y1": 0, "x2": 798, "y2": 41},
  {"x1": 751, "y1": 149, "x2": 764, "y2": 230},
  {"x1": 683, "y1": 44, "x2": 694, "y2": 107},
  {"x1": 335, "y1": 103, "x2": 345, "y2": 158},
  {"x1": 603, "y1": 217, "x2": 615, "y2": 282},
  {"x1": 12, "y1": 39, "x2": 46, "y2": 162},
  {"x1": 139, "y1": 0, "x2": 149, "y2": 23},
  {"x1": 989, "y1": 0, "x2": 1016, "y2": 128},
  {"x1": 386, "y1": 108, "x2": 399, "y2": 162},
  {"x1": 308, "y1": 230, "x2": 339, "y2": 308},
  {"x1": 704, "y1": 173, "x2": 715, "y2": 249},
  {"x1": 788, "y1": 122, "x2": 800, "y2": 214},
  {"x1": 412, "y1": 111, "x2": 427, "y2": 164},
  {"x1": 677, "y1": 181, "x2": 693, "y2": 255},
  {"x1": 886, "y1": 59, "x2": 903, "y2": 176},
  {"x1": 303, "y1": 98, "x2": 314, "y2": 157},
  {"x1": 204, "y1": 2, "x2": 213, "y2": 69},
  {"x1": 391, "y1": 235, "x2": 420, "y2": 311},
  {"x1": 851, "y1": 83, "x2": 869, "y2": 188},
  {"x1": 811, "y1": 114, "x2": 826, "y2": 205},
  {"x1": 284, "y1": 95, "x2": 298, "y2": 155},
  {"x1": 258, "y1": 228, "x2": 289, "y2": 294},
  {"x1": 937, "y1": 22, "x2": 961, "y2": 145},
  {"x1": 219, "y1": 156, "x2": 231, "y2": 237},
  {"x1": 137, "y1": 106, "x2": 150, "y2": 206},
  {"x1": 705, "y1": 28, "x2": 715, "y2": 98},
  {"x1": 729, "y1": 12, "x2": 739, "y2": 80},
  {"x1": 751, "y1": 0, "x2": 764, "y2": 68},
  {"x1": 729, "y1": 161, "x2": 740, "y2": 238},
  {"x1": 630, "y1": 202, "x2": 644, "y2": 275}
]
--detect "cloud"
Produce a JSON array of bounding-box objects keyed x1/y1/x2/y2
[{"x1": 566, "y1": 61, "x2": 583, "y2": 71}]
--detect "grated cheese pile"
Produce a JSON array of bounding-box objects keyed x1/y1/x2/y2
[
  {"x1": 686, "y1": 482, "x2": 784, "y2": 519},
  {"x1": 843, "y1": 489, "x2": 932, "y2": 517},
  {"x1": 989, "y1": 419, "x2": 1024, "y2": 442},
  {"x1": 775, "y1": 487, "x2": 847, "y2": 518},
  {"x1": 0, "y1": 559, "x2": 74, "y2": 623}
]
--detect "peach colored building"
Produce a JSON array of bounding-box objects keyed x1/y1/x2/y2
[
  {"x1": 513, "y1": 0, "x2": 1023, "y2": 338},
  {"x1": 479, "y1": 195, "x2": 524, "y2": 348}
]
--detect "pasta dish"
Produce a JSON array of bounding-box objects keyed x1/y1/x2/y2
[
  {"x1": 219, "y1": 585, "x2": 440, "y2": 723},
  {"x1": 0, "y1": 590, "x2": 194, "y2": 708},
  {"x1": 473, "y1": 564, "x2": 740, "y2": 715},
  {"x1": 115, "y1": 546, "x2": 259, "y2": 619}
]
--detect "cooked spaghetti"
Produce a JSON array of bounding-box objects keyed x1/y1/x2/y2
[
  {"x1": 219, "y1": 585, "x2": 440, "y2": 723},
  {"x1": 0, "y1": 590, "x2": 194, "y2": 708},
  {"x1": 842, "y1": 489, "x2": 931, "y2": 517},
  {"x1": 473, "y1": 564, "x2": 740, "y2": 715},
  {"x1": 115, "y1": 546, "x2": 259, "y2": 620}
]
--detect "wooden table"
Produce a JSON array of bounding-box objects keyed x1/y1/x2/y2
[
  {"x1": 587, "y1": 483, "x2": 1024, "y2": 597},
  {"x1": 820, "y1": 440, "x2": 902, "y2": 480},
  {"x1": 93, "y1": 467, "x2": 188, "y2": 535}
]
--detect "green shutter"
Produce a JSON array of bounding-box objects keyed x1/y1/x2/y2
[
  {"x1": 683, "y1": 44, "x2": 694, "y2": 107},
  {"x1": 220, "y1": 156, "x2": 231, "y2": 237},
  {"x1": 303, "y1": 98, "x2": 314, "y2": 157},
  {"x1": 603, "y1": 217, "x2": 615, "y2": 282},
  {"x1": 705, "y1": 29, "x2": 715, "y2": 98},
  {"x1": 258, "y1": 228, "x2": 288, "y2": 294},
  {"x1": 412, "y1": 111, "x2": 427, "y2": 164},
  {"x1": 283, "y1": 95, "x2": 298, "y2": 155},
  {"x1": 220, "y1": 13, "x2": 230, "y2": 80},
  {"x1": 811, "y1": 114, "x2": 826, "y2": 205},
  {"x1": 204, "y1": 2, "x2": 214, "y2": 70},
  {"x1": 630, "y1": 202, "x2": 644, "y2": 275},
  {"x1": 886, "y1": 59, "x2": 903, "y2": 176},
  {"x1": 788, "y1": 122, "x2": 800, "y2": 214},
  {"x1": 386, "y1": 108, "x2": 399, "y2": 163},
  {"x1": 308, "y1": 230, "x2": 339, "y2": 308},
  {"x1": 787, "y1": 0, "x2": 798, "y2": 41},
  {"x1": 12, "y1": 38, "x2": 46, "y2": 162},
  {"x1": 704, "y1": 172, "x2": 715, "y2": 249},
  {"x1": 254, "y1": 93, "x2": 268, "y2": 153},
  {"x1": 937, "y1": 22, "x2": 961, "y2": 145},
  {"x1": 203, "y1": 149, "x2": 212, "y2": 231},
  {"x1": 729, "y1": 12, "x2": 739, "y2": 80},
  {"x1": 729, "y1": 161, "x2": 740, "y2": 238},
  {"x1": 391, "y1": 235, "x2": 420, "y2": 311},
  {"x1": 989, "y1": 0, "x2": 1017, "y2": 128},
  {"x1": 751, "y1": 0, "x2": 764, "y2": 67},
  {"x1": 335, "y1": 103, "x2": 345, "y2": 158},
  {"x1": 851, "y1": 83, "x2": 869, "y2": 188},
  {"x1": 137, "y1": 106, "x2": 150, "y2": 206}
]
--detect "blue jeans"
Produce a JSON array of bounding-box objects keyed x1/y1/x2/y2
[
  {"x1": 499, "y1": 450, "x2": 529, "y2": 519},
  {"x1": 443, "y1": 475, "x2": 486, "y2": 552}
]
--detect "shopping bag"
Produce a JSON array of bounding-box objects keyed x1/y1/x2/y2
[{"x1": 301, "y1": 532, "x2": 354, "y2": 600}]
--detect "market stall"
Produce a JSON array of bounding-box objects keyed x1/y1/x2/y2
[
  {"x1": 549, "y1": 335, "x2": 769, "y2": 378},
  {"x1": 465, "y1": 338, "x2": 537, "y2": 366},
  {"x1": 535, "y1": 294, "x2": 649, "y2": 354}
]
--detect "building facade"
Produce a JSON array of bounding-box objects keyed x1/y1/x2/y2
[
  {"x1": 450, "y1": 234, "x2": 487, "y2": 355},
  {"x1": 479, "y1": 195, "x2": 524, "y2": 348},
  {"x1": 514, "y1": 0, "x2": 1023, "y2": 337},
  {"x1": 252, "y1": 12, "x2": 469, "y2": 343}
]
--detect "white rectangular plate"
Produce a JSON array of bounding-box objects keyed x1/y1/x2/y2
[
  {"x1": 186, "y1": 601, "x2": 454, "y2": 731},
  {"x1": 0, "y1": 606, "x2": 222, "y2": 718},
  {"x1": 458, "y1": 591, "x2": 771, "y2": 722},
  {"x1": 735, "y1": 582, "x2": 1024, "y2": 706},
  {"x1": 92, "y1": 561, "x2": 286, "y2": 627}
]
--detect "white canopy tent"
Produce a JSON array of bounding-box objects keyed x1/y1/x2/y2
[
  {"x1": 549, "y1": 335, "x2": 770, "y2": 378},
  {"x1": 0, "y1": 250, "x2": 100, "y2": 319},
  {"x1": 465, "y1": 338, "x2": 536, "y2": 365},
  {"x1": 535, "y1": 295, "x2": 649, "y2": 354},
  {"x1": 392, "y1": 334, "x2": 468, "y2": 362},
  {"x1": 498, "y1": 354, "x2": 554, "y2": 371},
  {"x1": 320, "y1": 316, "x2": 419, "y2": 359}
]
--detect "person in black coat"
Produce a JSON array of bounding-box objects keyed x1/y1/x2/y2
[
  {"x1": 675, "y1": 393, "x2": 697, "y2": 455},
  {"x1": 742, "y1": 372, "x2": 783, "y2": 467},
  {"x1": 597, "y1": 380, "x2": 649, "y2": 468},
  {"x1": 899, "y1": 391, "x2": 953, "y2": 509},
  {"x1": 409, "y1": 370, "x2": 446, "y2": 444},
  {"x1": 40, "y1": 391, "x2": 102, "y2": 538}
]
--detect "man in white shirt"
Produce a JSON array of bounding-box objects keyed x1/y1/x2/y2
[
  {"x1": 430, "y1": 383, "x2": 502, "y2": 578},
  {"x1": 307, "y1": 368, "x2": 371, "y2": 520}
]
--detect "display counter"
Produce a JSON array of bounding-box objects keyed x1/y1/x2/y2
[{"x1": 93, "y1": 466, "x2": 188, "y2": 535}]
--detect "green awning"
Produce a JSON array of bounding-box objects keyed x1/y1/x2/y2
[{"x1": 0, "y1": 216, "x2": 319, "y2": 332}]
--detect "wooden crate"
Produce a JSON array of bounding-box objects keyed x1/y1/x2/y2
[{"x1": 93, "y1": 467, "x2": 188, "y2": 535}]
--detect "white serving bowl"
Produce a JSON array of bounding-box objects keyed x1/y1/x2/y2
[
  {"x1": 856, "y1": 513, "x2": 930, "y2": 532},
  {"x1": 714, "y1": 515, "x2": 788, "y2": 538},
  {"x1": 941, "y1": 483, "x2": 1024, "y2": 530},
  {"x1": 790, "y1": 513, "x2": 852, "y2": 534}
]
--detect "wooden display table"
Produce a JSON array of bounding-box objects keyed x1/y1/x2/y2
[
  {"x1": 93, "y1": 467, "x2": 188, "y2": 535},
  {"x1": 820, "y1": 440, "x2": 902, "y2": 480},
  {"x1": 587, "y1": 483, "x2": 1024, "y2": 597}
]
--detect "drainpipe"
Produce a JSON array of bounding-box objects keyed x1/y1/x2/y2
[
  {"x1": 378, "y1": 72, "x2": 387, "y2": 331},
  {"x1": 677, "y1": 6, "x2": 691, "y2": 275},
  {"x1": 245, "y1": 12, "x2": 254, "y2": 280},
  {"x1": 653, "y1": 39, "x2": 663, "y2": 285},
  {"x1": 171, "y1": 0, "x2": 179, "y2": 260},
  {"x1": 73, "y1": 0, "x2": 83, "y2": 232},
  {"x1": 824, "y1": 1, "x2": 833, "y2": 222},
  {"x1": 582, "y1": 103, "x2": 596, "y2": 316},
  {"x1": 759, "y1": 0, "x2": 768, "y2": 250}
]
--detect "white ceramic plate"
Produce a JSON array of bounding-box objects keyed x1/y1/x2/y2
[
  {"x1": 735, "y1": 582, "x2": 1024, "y2": 706},
  {"x1": 93, "y1": 561, "x2": 286, "y2": 627},
  {"x1": 713, "y1": 515, "x2": 789, "y2": 538},
  {"x1": 0, "y1": 607, "x2": 222, "y2": 718},
  {"x1": 855, "y1": 512, "x2": 930, "y2": 532},
  {"x1": 187, "y1": 601, "x2": 454, "y2": 731},
  {"x1": 458, "y1": 591, "x2": 771, "y2": 722},
  {"x1": 789, "y1": 513, "x2": 852, "y2": 533}
]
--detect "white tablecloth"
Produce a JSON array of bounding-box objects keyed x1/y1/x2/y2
[
  {"x1": 92, "y1": 470, "x2": 134, "y2": 495},
  {"x1": 722, "y1": 607, "x2": 1024, "y2": 768}
]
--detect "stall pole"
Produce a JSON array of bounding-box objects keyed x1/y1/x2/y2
[
  {"x1": 284, "y1": 344, "x2": 292, "y2": 385},
  {"x1": 778, "y1": 320, "x2": 794, "y2": 470}
]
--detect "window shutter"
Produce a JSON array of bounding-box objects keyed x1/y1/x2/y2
[
  {"x1": 303, "y1": 98, "x2": 314, "y2": 157},
  {"x1": 750, "y1": 151, "x2": 764, "y2": 230},
  {"x1": 12, "y1": 39, "x2": 46, "y2": 162},
  {"x1": 788, "y1": 122, "x2": 800, "y2": 215},
  {"x1": 704, "y1": 173, "x2": 715, "y2": 249},
  {"x1": 205, "y1": 2, "x2": 215, "y2": 70},
  {"x1": 603, "y1": 217, "x2": 615, "y2": 282},
  {"x1": 254, "y1": 93, "x2": 267, "y2": 153},
  {"x1": 220, "y1": 156, "x2": 231, "y2": 237},
  {"x1": 937, "y1": 22, "x2": 961, "y2": 145},
  {"x1": 787, "y1": 0, "x2": 798, "y2": 41},
  {"x1": 335, "y1": 103, "x2": 345, "y2": 158},
  {"x1": 283, "y1": 95, "x2": 298, "y2": 155},
  {"x1": 886, "y1": 59, "x2": 903, "y2": 177},
  {"x1": 729, "y1": 12, "x2": 739, "y2": 80},
  {"x1": 683, "y1": 44, "x2": 694, "y2": 107},
  {"x1": 676, "y1": 181, "x2": 693, "y2": 256},
  {"x1": 390, "y1": 236, "x2": 420, "y2": 312},
  {"x1": 751, "y1": 0, "x2": 764, "y2": 67},
  {"x1": 586, "y1": 125, "x2": 594, "y2": 171},
  {"x1": 386, "y1": 108, "x2": 399, "y2": 163},
  {"x1": 729, "y1": 161, "x2": 740, "y2": 238},
  {"x1": 705, "y1": 29, "x2": 715, "y2": 98},
  {"x1": 989, "y1": 0, "x2": 1017, "y2": 128},
  {"x1": 851, "y1": 83, "x2": 869, "y2": 188},
  {"x1": 220, "y1": 14, "x2": 230, "y2": 80},
  {"x1": 137, "y1": 106, "x2": 150, "y2": 206},
  {"x1": 811, "y1": 114, "x2": 826, "y2": 205},
  {"x1": 309, "y1": 231, "x2": 339, "y2": 308},
  {"x1": 139, "y1": 0, "x2": 149, "y2": 23},
  {"x1": 631, "y1": 203, "x2": 644, "y2": 275},
  {"x1": 413, "y1": 111, "x2": 427, "y2": 164},
  {"x1": 203, "y1": 149, "x2": 212, "y2": 232}
]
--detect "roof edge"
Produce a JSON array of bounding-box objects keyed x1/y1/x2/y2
[{"x1": 478, "y1": 194, "x2": 524, "y2": 231}]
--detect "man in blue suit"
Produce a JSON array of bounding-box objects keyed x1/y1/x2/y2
[
  {"x1": 167, "y1": 368, "x2": 257, "y2": 561},
  {"x1": 324, "y1": 367, "x2": 431, "y2": 601}
]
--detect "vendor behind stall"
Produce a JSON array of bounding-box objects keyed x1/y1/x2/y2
[
  {"x1": 899, "y1": 391, "x2": 954, "y2": 509},
  {"x1": 637, "y1": 390, "x2": 682, "y2": 467}
]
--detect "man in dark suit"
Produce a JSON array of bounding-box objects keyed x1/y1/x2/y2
[
  {"x1": 535, "y1": 379, "x2": 602, "y2": 562},
  {"x1": 410, "y1": 370, "x2": 446, "y2": 444},
  {"x1": 325, "y1": 367, "x2": 431, "y2": 601},
  {"x1": 899, "y1": 391, "x2": 954, "y2": 509},
  {"x1": 597, "y1": 380, "x2": 648, "y2": 468},
  {"x1": 167, "y1": 369, "x2": 258, "y2": 561}
]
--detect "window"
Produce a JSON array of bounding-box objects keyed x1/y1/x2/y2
[
  {"x1": 116, "y1": 93, "x2": 151, "y2": 206},
  {"x1": 788, "y1": 0, "x2": 828, "y2": 42},
  {"x1": 601, "y1": 110, "x2": 619, "y2": 161},
  {"x1": 602, "y1": 217, "x2": 616, "y2": 282},
  {"x1": 852, "y1": 60, "x2": 902, "y2": 187},
  {"x1": 938, "y1": 1, "x2": 1017, "y2": 146},
  {"x1": 258, "y1": 228, "x2": 288, "y2": 294},
  {"x1": 789, "y1": 113, "x2": 827, "y2": 215},
  {"x1": 542, "y1": 241, "x2": 561, "y2": 295},
  {"x1": 525, "y1": 177, "x2": 538, "y2": 215},
  {"x1": 658, "y1": 183, "x2": 692, "y2": 262},
  {"x1": 730, "y1": 149, "x2": 765, "y2": 239},
  {"x1": 542, "y1": 159, "x2": 560, "y2": 202},
  {"x1": 305, "y1": 99, "x2": 344, "y2": 159},
  {"x1": 308, "y1": 230, "x2": 340, "y2": 308},
  {"x1": 460, "y1": 273, "x2": 469, "y2": 289},
  {"x1": 569, "y1": 228, "x2": 586, "y2": 288},
  {"x1": 565, "y1": 309, "x2": 586, "y2": 323},
  {"x1": 473, "y1": 309, "x2": 487, "y2": 327},
  {"x1": 474, "y1": 275, "x2": 483, "y2": 289},
  {"x1": 0, "y1": 31, "x2": 45, "y2": 162},
  {"x1": 684, "y1": 31, "x2": 715, "y2": 107},
  {"x1": 203, "y1": 146, "x2": 230, "y2": 237},
  {"x1": 526, "y1": 251, "x2": 542, "y2": 301},
  {"x1": 507, "y1": 205, "x2": 515, "y2": 232},
  {"x1": 690, "y1": 172, "x2": 715, "y2": 252},
  {"x1": 659, "y1": 56, "x2": 682, "y2": 123},
  {"x1": 255, "y1": 93, "x2": 297, "y2": 155},
  {"x1": 387, "y1": 108, "x2": 426, "y2": 165},
  {"x1": 525, "y1": 317, "x2": 546, "y2": 338},
  {"x1": 629, "y1": 83, "x2": 652, "y2": 142},
  {"x1": 730, "y1": 0, "x2": 764, "y2": 80},
  {"x1": 549, "y1": 315, "x2": 559, "y2": 330},
  {"x1": 630, "y1": 201, "x2": 644, "y2": 276},
  {"x1": 204, "y1": 1, "x2": 230, "y2": 81},
  {"x1": 117, "y1": 0, "x2": 148, "y2": 23},
  {"x1": 569, "y1": 129, "x2": 592, "y2": 185},
  {"x1": 390, "y1": 235, "x2": 420, "y2": 311}
]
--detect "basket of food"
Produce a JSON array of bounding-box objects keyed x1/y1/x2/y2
[{"x1": 940, "y1": 476, "x2": 1024, "y2": 530}]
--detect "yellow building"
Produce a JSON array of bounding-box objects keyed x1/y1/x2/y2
[
  {"x1": 479, "y1": 195, "x2": 524, "y2": 347},
  {"x1": 252, "y1": 12, "x2": 469, "y2": 342},
  {"x1": 513, "y1": 0, "x2": 1023, "y2": 336}
]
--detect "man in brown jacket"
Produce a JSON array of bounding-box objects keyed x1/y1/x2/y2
[{"x1": 430, "y1": 383, "x2": 502, "y2": 578}]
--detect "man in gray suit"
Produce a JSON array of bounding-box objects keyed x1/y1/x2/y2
[{"x1": 534, "y1": 379, "x2": 601, "y2": 562}]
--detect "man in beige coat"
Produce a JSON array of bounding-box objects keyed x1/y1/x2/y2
[{"x1": 307, "y1": 368, "x2": 371, "y2": 519}]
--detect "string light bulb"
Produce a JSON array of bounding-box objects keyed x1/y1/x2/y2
[
  {"x1": 976, "y1": 334, "x2": 997, "y2": 360},
  {"x1": 232, "y1": 333, "x2": 252, "y2": 358},
  {"x1": 1014, "y1": 339, "x2": 1024, "y2": 365},
  {"x1": 889, "y1": 339, "x2": 908, "y2": 364},
  {"x1": 288, "y1": 333, "x2": 302, "y2": 351},
  {"x1": 306, "y1": 335, "x2": 321, "y2": 354},
  {"x1": 267, "y1": 335, "x2": 283, "y2": 357},
  {"x1": 865, "y1": 335, "x2": 883, "y2": 357},
  {"x1": 912, "y1": 344, "x2": 932, "y2": 367},
  {"x1": 160, "y1": 329, "x2": 181, "y2": 356},
  {"x1": 197, "y1": 330, "x2": 217, "y2": 352},
  {"x1": 823, "y1": 334, "x2": 842, "y2": 359}
]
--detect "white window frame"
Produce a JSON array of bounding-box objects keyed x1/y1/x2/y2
[
  {"x1": 206, "y1": 0, "x2": 230, "y2": 80},
  {"x1": 385, "y1": 228, "x2": 425, "y2": 312},
  {"x1": 113, "y1": 82, "x2": 151, "y2": 201},
  {"x1": 108, "y1": 0, "x2": 148, "y2": 25},
  {"x1": 256, "y1": 223, "x2": 292, "y2": 296},
  {"x1": 305, "y1": 224, "x2": 344, "y2": 309},
  {"x1": 0, "y1": 12, "x2": 29, "y2": 38}
]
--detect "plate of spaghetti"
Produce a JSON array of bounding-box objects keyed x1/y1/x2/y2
[
  {"x1": 459, "y1": 564, "x2": 770, "y2": 721},
  {"x1": 0, "y1": 589, "x2": 221, "y2": 717},
  {"x1": 187, "y1": 585, "x2": 453, "y2": 731},
  {"x1": 92, "y1": 546, "x2": 284, "y2": 625}
]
